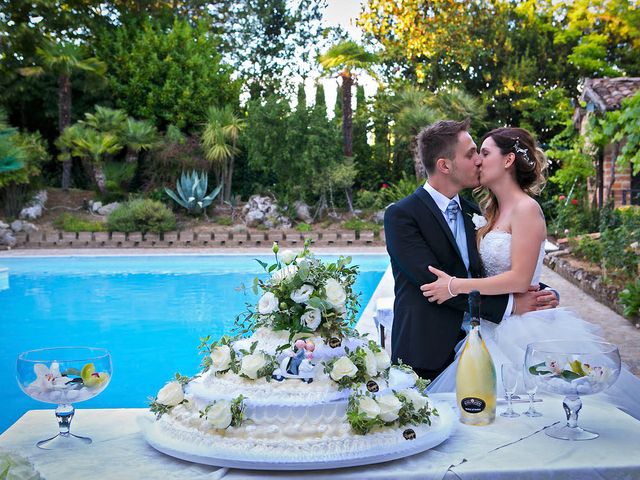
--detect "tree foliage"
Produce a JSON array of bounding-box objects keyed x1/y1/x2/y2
[{"x1": 94, "y1": 19, "x2": 240, "y2": 132}]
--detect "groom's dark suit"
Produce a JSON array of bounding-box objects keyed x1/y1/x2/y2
[{"x1": 384, "y1": 187, "x2": 509, "y2": 378}]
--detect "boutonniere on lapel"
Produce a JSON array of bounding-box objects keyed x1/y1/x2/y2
[{"x1": 470, "y1": 213, "x2": 487, "y2": 230}]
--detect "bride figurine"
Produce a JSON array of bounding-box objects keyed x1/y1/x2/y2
[{"x1": 420, "y1": 127, "x2": 640, "y2": 420}]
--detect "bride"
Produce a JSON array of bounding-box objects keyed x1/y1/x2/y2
[{"x1": 420, "y1": 127, "x2": 640, "y2": 420}]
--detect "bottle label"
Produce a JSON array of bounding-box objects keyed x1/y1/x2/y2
[{"x1": 460, "y1": 397, "x2": 486, "y2": 413}]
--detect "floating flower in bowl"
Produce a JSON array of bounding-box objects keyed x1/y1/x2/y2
[
  {"x1": 16, "y1": 347, "x2": 112, "y2": 449},
  {"x1": 524, "y1": 341, "x2": 620, "y2": 440}
]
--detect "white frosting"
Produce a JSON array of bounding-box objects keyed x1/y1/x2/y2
[
  {"x1": 154, "y1": 329, "x2": 432, "y2": 461},
  {"x1": 154, "y1": 407, "x2": 441, "y2": 462}
]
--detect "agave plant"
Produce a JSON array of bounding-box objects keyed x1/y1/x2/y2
[{"x1": 164, "y1": 170, "x2": 222, "y2": 215}]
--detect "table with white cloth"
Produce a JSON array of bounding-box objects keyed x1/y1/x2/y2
[{"x1": 1, "y1": 393, "x2": 639, "y2": 480}]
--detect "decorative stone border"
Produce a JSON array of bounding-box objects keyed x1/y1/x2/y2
[
  {"x1": 544, "y1": 250, "x2": 635, "y2": 322},
  {"x1": 10, "y1": 229, "x2": 386, "y2": 249}
]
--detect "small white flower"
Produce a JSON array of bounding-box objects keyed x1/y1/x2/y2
[
  {"x1": 376, "y1": 393, "x2": 402, "y2": 422},
  {"x1": 291, "y1": 284, "x2": 314, "y2": 304},
  {"x1": 206, "y1": 400, "x2": 233, "y2": 429},
  {"x1": 374, "y1": 349, "x2": 391, "y2": 371},
  {"x1": 587, "y1": 366, "x2": 611, "y2": 384},
  {"x1": 330, "y1": 356, "x2": 358, "y2": 381},
  {"x1": 358, "y1": 396, "x2": 381, "y2": 419},
  {"x1": 156, "y1": 381, "x2": 184, "y2": 406},
  {"x1": 363, "y1": 348, "x2": 378, "y2": 377},
  {"x1": 301, "y1": 307, "x2": 322, "y2": 330},
  {"x1": 279, "y1": 249, "x2": 297, "y2": 265},
  {"x1": 210, "y1": 345, "x2": 232, "y2": 372},
  {"x1": 471, "y1": 213, "x2": 488, "y2": 230},
  {"x1": 324, "y1": 278, "x2": 347, "y2": 307},
  {"x1": 401, "y1": 388, "x2": 428, "y2": 411},
  {"x1": 258, "y1": 292, "x2": 279, "y2": 314},
  {"x1": 545, "y1": 357, "x2": 564, "y2": 375},
  {"x1": 240, "y1": 352, "x2": 267, "y2": 379},
  {"x1": 271, "y1": 264, "x2": 298, "y2": 284},
  {"x1": 31, "y1": 362, "x2": 68, "y2": 391}
]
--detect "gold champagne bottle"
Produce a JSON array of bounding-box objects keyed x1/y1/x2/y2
[{"x1": 456, "y1": 290, "x2": 497, "y2": 425}]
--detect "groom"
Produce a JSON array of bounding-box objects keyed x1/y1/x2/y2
[{"x1": 384, "y1": 119, "x2": 558, "y2": 381}]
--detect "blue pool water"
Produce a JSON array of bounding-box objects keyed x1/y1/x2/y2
[{"x1": 0, "y1": 254, "x2": 388, "y2": 433}]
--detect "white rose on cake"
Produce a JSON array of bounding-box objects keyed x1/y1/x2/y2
[
  {"x1": 363, "y1": 348, "x2": 378, "y2": 377},
  {"x1": 291, "y1": 284, "x2": 314, "y2": 304},
  {"x1": 330, "y1": 356, "x2": 358, "y2": 381},
  {"x1": 240, "y1": 352, "x2": 267, "y2": 379},
  {"x1": 210, "y1": 345, "x2": 232, "y2": 372},
  {"x1": 206, "y1": 400, "x2": 233, "y2": 429},
  {"x1": 374, "y1": 349, "x2": 391, "y2": 371},
  {"x1": 156, "y1": 381, "x2": 184, "y2": 406},
  {"x1": 301, "y1": 307, "x2": 322, "y2": 330},
  {"x1": 258, "y1": 292, "x2": 279, "y2": 314},
  {"x1": 376, "y1": 393, "x2": 402, "y2": 422},
  {"x1": 279, "y1": 249, "x2": 297, "y2": 265},
  {"x1": 358, "y1": 396, "x2": 381, "y2": 419},
  {"x1": 401, "y1": 388, "x2": 428, "y2": 411},
  {"x1": 324, "y1": 278, "x2": 346, "y2": 307}
]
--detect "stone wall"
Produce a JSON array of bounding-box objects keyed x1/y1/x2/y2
[{"x1": 9, "y1": 229, "x2": 386, "y2": 249}]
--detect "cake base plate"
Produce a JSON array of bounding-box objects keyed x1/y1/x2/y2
[{"x1": 139, "y1": 401, "x2": 455, "y2": 471}]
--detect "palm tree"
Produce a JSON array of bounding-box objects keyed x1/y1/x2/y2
[
  {"x1": 82, "y1": 106, "x2": 128, "y2": 135},
  {"x1": 318, "y1": 41, "x2": 379, "y2": 158},
  {"x1": 389, "y1": 87, "x2": 486, "y2": 180},
  {"x1": 202, "y1": 106, "x2": 245, "y2": 204},
  {"x1": 0, "y1": 112, "x2": 25, "y2": 173},
  {"x1": 390, "y1": 88, "x2": 441, "y2": 180},
  {"x1": 56, "y1": 125, "x2": 120, "y2": 195},
  {"x1": 121, "y1": 118, "x2": 157, "y2": 165},
  {"x1": 20, "y1": 41, "x2": 106, "y2": 189}
]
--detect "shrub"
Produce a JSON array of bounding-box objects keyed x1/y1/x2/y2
[
  {"x1": 354, "y1": 189, "x2": 384, "y2": 210},
  {"x1": 296, "y1": 222, "x2": 312, "y2": 232},
  {"x1": 571, "y1": 236, "x2": 603, "y2": 265},
  {"x1": 619, "y1": 278, "x2": 640, "y2": 319},
  {"x1": 342, "y1": 218, "x2": 381, "y2": 234},
  {"x1": 53, "y1": 213, "x2": 107, "y2": 233},
  {"x1": 214, "y1": 216, "x2": 232, "y2": 226},
  {"x1": 600, "y1": 228, "x2": 638, "y2": 280},
  {"x1": 107, "y1": 199, "x2": 176, "y2": 233}
]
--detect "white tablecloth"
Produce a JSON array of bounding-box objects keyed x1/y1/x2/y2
[{"x1": 1, "y1": 394, "x2": 639, "y2": 480}]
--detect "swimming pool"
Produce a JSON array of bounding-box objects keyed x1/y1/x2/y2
[{"x1": 0, "y1": 254, "x2": 389, "y2": 433}]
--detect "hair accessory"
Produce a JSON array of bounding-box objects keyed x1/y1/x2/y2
[{"x1": 514, "y1": 138, "x2": 533, "y2": 166}]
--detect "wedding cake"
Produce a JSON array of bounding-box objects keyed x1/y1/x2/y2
[{"x1": 143, "y1": 243, "x2": 447, "y2": 468}]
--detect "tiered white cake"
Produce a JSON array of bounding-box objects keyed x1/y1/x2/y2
[{"x1": 143, "y1": 246, "x2": 447, "y2": 468}]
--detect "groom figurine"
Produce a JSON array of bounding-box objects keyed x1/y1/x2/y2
[{"x1": 384, "y1": 119, "x2": 558, "y2": 380}]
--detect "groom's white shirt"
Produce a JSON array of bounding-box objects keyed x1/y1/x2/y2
[{"x1": 423, "y1": 181, "x2": 513, "y2": 322}]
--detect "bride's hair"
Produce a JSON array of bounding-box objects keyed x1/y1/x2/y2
[{"x1": 474, "y1": 127, "x2": 548, "y2": 242}]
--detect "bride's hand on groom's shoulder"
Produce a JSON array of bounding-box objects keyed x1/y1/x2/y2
[{"x1": 513, "y1": 287, "x2": 559, "y2": 315}]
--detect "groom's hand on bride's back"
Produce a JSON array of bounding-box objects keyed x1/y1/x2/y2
[{"x1": 512, "y1": 286, "x2": 559, "y2": 315}]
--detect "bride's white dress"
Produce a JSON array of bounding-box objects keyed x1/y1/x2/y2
[{"x1": 426, "y1": 230, "x2": 640, "y2": 420}]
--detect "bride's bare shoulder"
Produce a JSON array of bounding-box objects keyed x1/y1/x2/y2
[{"x1": 513, "y1": 196, "x2": 544, "y2": 220}]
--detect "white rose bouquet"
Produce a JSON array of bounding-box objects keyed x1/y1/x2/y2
[{"x1": 240, "y1": 241, "x2": 359, "y2": 339}]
